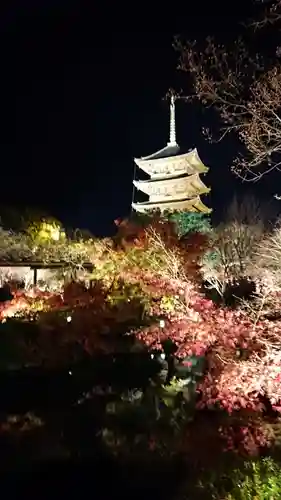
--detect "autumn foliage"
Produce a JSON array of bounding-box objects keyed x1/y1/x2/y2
[{"x1": 2, "y1": 215, "x2": 281, "y2": 461}]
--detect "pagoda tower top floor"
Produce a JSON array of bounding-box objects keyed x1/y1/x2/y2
[{"x1": 134, "y1": 94, "x2": 208, "y2": 179}]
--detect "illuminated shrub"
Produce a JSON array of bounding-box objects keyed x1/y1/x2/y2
[
  {"x1": 170, "y1": 211, "x2": 212, "y2": 237},
  {"x1": 224, "y1": 458, "x2": 281, "y2": 499},
  {"x1": 200, "y1": 221, "x2": 263, "y2": 300}
]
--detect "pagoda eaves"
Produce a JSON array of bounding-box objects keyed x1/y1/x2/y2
[
  {"x1": 134, "y1": 147, "x2": 208, "y2": 180},
  {"x1": 132, "y1": 196, "x2": 211, "y2": 214},
  {"x1": 133, "y1": 173, "x2": 210, "y2": 202}
]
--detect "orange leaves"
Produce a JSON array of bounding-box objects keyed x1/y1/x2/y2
[
  {"x1": 4, "y1": 215, "x2": 281, "y2": 426},
  {"x1": 131, "y1": 275, "x2": 281, "y2": 415},
  {"x1": 114, "y1": 218, "x2": 147, "y2": 250},
  {"x1": 114, "y1": 216, "x2": 179, "y2": 250},
  {"x1": 0, "y1": 289, "x2": 64, "y2": 320}
]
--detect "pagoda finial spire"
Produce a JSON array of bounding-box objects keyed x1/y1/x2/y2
[{"x1": 168, "y1": 93, "x2": 177, "y2": 147}]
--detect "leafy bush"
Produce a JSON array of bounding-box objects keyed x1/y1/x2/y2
[
  {"x1": 170, "y1": 211, "x2": 212, "y2": 237},
  {"x1": 225, "y1": 457, "x2": 281, "y2": 499},
  {"x1": 183, "y1": 457, "x2": 281, "y2": 499}
]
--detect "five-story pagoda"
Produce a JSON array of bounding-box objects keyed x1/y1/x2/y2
[{"x1": 132, "y1": 95, "x2": 211, "y2": 214}]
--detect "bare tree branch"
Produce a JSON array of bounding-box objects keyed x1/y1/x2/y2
[
  {"x1": 249, "y1": 0, "x2": 281, "y2": 30},
  {"x1": 175, "y1": 11, "x2": 281, "y2": 182}
]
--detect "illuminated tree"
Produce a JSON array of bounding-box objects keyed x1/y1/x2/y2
[
  {"x1": 175, "y1": 1, "x2": 281, "y2": 182},
  {"x1": 26, "y1": 219, "x2": 66, "y2": 243},
  {"x1": 0, "y1": 206, "x2": 59, "y2": 232}
]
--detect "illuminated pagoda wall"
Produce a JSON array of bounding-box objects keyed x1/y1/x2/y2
[{"x1": 132, "y1": 95, "x2": 211, "y2": 214}]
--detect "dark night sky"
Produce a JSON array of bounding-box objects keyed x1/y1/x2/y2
[{"x1": 0, "y1": 0, "x2": 279, "y2": 234}]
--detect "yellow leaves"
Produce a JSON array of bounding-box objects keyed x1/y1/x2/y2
[
  {"x1": 159, "y1": 295, "x2": 181, "y2": 314},
  {"x1": 27, "y1": 219, "x2": 65, "y2": 243}
]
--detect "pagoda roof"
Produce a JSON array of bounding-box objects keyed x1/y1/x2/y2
[
  {"x1": 133, "y1": 173, "x2": 210, "y2": 199},
  {"x1": 139, "y1": 142, "x2": 181, "y2": 161},
  {"x1": 135, "y1": 147, "x2": 208, "y2": 168},
  {"x1": 134, "y1": 147, "x2": 209, "y2": 179},
  {"x1": 132, "y1": 196, "x2": 212, "y2": 214}
]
